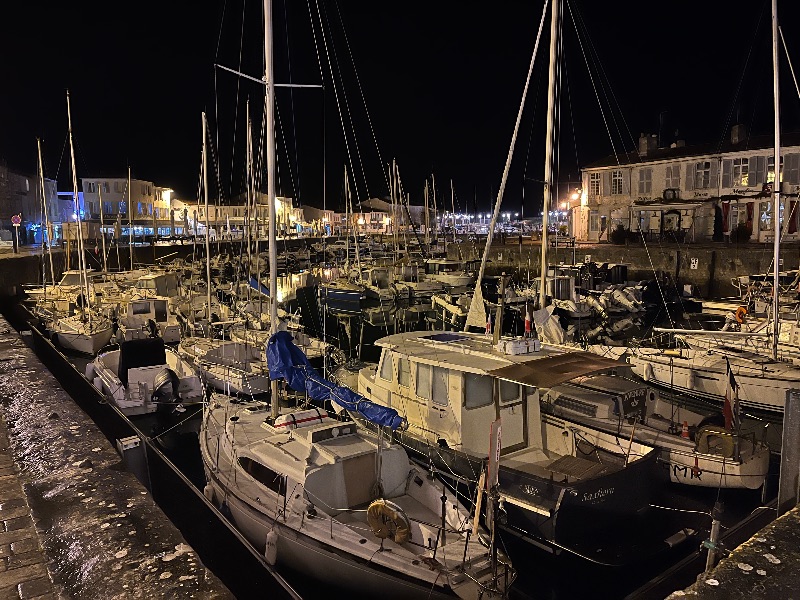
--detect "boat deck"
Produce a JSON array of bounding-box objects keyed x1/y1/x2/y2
[{"x1": 502, "y1": 448, "x2": 618, "y2": 484}]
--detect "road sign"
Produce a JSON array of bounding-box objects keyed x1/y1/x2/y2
[{"x1": 11, "y1": 214, "x2": 21, "y2": 227}]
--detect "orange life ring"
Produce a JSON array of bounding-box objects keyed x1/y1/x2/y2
[
  {"x1": 735, "y1": 306, "x2": 747, "y2": 324},
  {"x1": 366, "y1": 499, "x2": 411, "y2": 544}
]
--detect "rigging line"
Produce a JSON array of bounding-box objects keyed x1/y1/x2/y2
[
  {"x1": 275, "y1": 99, "x2": 298, "y2": 200},
  {"x1": 315, "y1": 0, "x2": 366, "y2": 202},
  {"x1": 333, "y1": 0, "x2": 389, "y2": 194},
  {"x1": 281, "y1": 0, "x2": 302, "y2": 205},
  {"x1": 225, "y1": 0, "x2": 248, "y2": 206},
  {"x1": 715, "y1": 4, "x2": 767, "y2": 155},
  {"x1": 638, "y1": 229, "x2": 675, "y2": 329},
  {"x1": 565, "y1": 0, "x2": 623, "y2": 164},
  {"x1": 780, "y1": 26, "x2": 800, "y2": 101}
]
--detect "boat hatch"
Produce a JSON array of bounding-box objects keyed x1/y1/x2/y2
[
  {"x1": 305, "y1": 422, "x2": 357, "y2": 444},
  {"x1": 489, "y1": 351, "x2": 625, "y2": 389},
  {"x1": 420, "y1": 332, "x2": 468, "y2": 343}
]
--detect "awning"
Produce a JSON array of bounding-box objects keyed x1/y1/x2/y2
[
  {"x1": 631, "y1": 202, "x2": 704, "y2": 211},
  {"x1": 487, "y1": 351, "x2": 626, "y2": 389}
]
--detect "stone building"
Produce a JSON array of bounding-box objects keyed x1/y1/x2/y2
[{"x1": 576, "y1": 126, "x2": 800, "y2": 244}]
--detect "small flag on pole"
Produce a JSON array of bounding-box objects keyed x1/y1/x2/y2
[
  {"x1": 524, "y1": 305, "x2": 532, "y2": 337},
  {"x1": 486, "y1": 311, "x2": 492, "y2": 336},
  {"x1": 723, "y1": 357, "x2": 739, "y2": 431}
]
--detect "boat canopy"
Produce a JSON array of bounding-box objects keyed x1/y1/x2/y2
[
  {"x1": 488, "y1": 351, "x2": 625, "y2": 389},
  {"x1": 267, "y1": 331, "x2": 404, "y2": 430}
]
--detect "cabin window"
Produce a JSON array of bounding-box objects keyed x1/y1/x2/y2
[
  {"x1": 238, "y1": 457, "x2": 286, "y2": 496},
  {"x1": 398, "y1": 357, "x2": 410, "y2": 388},
  {"x1": 154, "y1": 300, "x2": 168, "y2": 322},
  {"x1": 464, "y1": 373, "x2": 492, "y2": 409},
  {"x1": 131, "y1": 301, "x2": 150, "y2": 315},
  {"x1": 379, "y1": 352, "x2": 394, "y2": 381},
  {"x1": 499, "y1": 380, "x2": 520, "y2": 404},
  {"x1": 432, "y1": 367, "x2": 449, "y2": 406},
  {"x1": 416, "y1": 363, "x2": 432, "y2": 400}
]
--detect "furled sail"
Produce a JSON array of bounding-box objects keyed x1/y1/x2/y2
[{"x1": 267, "y1": 331, "x2": 404, "y2": 430}]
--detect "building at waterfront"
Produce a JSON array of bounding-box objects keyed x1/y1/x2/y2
[{"x1": 575, "y1": 126, "x2": 800, "y2": 244}]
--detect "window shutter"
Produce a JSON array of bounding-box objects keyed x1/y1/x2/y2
[
  {"x1": 721, "y1": 160, "x2": 732, "y2": 188},
  {"x1": 709, "y1": 160, "x2": 719, "y2": 189},
  {"x1": 751, "y1": 156, "x2": 766, "y2": 184},
  {"x1": 622, "y1": 170, "x2": 630, "y2": 195},
  {"x1": 602, "y1": 171, "x2": 611, "y2": 196},
  {"x1": 684, "y1": 164, "x2": 695, "y2": 191},
  {"x1": 785, "y1": 154, "x2": 800, "y2": 184}
]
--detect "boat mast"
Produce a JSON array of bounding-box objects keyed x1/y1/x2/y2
[
  {"x1": 771, "y1": 0, "x2": 781, "y2": 361},
  {"x1": 264, "y1": 0, "x2": 280, "y2": 420},
  {"x1": 203, "y1": 112, "x2": 213, "y2": 336},
  {"x1": 36, "y1": 138, "x2": 55, "y2": 290},
  {"x1": 128, "y1": 165, "x2": 134, "y2": 271},
  {"x1": 98, "y1": 183, "x2": 108, "y2": 274},
  {"x1": 66, "y1": 90, "x2": 92, "y2": 324},
  {"x1": 463, "y1": 1, "x2": 548, "y2": 331},
  {"x1": 539, "y1": 0, "x2": 560, "y2": 311}
]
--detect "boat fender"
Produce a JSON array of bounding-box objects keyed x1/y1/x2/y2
[
  {"x1": 735, "y1": 306, "x2": 747, "y2": 324},
  {"x1": 274, "y1": 408, "x2": 330, "y2": 430},
  {"x1": 367, "y1": 499, "x2": 411, "y2": 544},
  {"x1": 265, "y1": 530, "x2": 278, "y2": 566},
  {"x1": 85, "y1": 363, "x2": 95, "y2": 381},
  {"x1": 695, "y1": 425, "x2": 735, "y2": 459},
  {"x1": 203, "y1": 483, "x2": 215, "y2": 504}
]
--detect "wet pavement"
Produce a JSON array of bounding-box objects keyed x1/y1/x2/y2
[
  {"x1": 666, "y1": 504, "x2": 800, "y2": 599},
  {"x1": 0, "y1": 316, "x2": 234, "y2": 599}
]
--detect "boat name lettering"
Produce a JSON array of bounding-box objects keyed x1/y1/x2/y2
[
  {"x1": 672, "y1": 463, "x2": 702, "y2": 481},
  {"x1": 582, "y1": 487, "x2": 614, "y2": 502}
]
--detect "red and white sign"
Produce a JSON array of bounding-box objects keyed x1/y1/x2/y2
[{"x1": 11, "y1": 214, "x2": 21, "y2": 227}]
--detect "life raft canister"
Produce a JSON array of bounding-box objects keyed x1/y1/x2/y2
[
  {"x1": 273, "y1": 408, "x2": 331, "y2": 430},
  {"x1": 367, "y1": 499, "x2": 411, "y2": 544},
  {"x1": 695, "y1": 425, "x2": 736, "y2": 459}
]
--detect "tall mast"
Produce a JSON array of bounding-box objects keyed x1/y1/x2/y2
[
  {"x1": 771, "y1": 0, "x2": 781, "y2": 361},
  {"x1": 36, "y1": 138, "x2": 55, "y2": 289},
  {"x1": 98, "y1": 184, "x2": 108, "y2": 274},
  {"x1": 128, "y1": 165, "x2": 134, "y2": 271},
  {"x1": 265, "y1": 0, "x2": 280, "y2": 420},
  {"x1": 539, "y1": 0, "x2": 560, "y2": 310},
  {"x1": 66, "y1": 90, "x2": 91, "y2": 323},
  {"x1": 246, "y1": 102, "x2": 253, "y2": 304},
  {"x1": 203, "y1": 112, "x2": 212, "y2": 335}
]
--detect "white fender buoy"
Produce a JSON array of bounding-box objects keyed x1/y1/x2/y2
[
  {"x1": 265, "y1": 530, "x2": 278, "y2": 566},
  {"x1": 85, "y1": 363, "x2": 95, "y2": 381},
  {"x1": 203, "y1": 483, "x2": 215, "y2": 503}
]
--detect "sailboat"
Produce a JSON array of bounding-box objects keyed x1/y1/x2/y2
[
  {"x1": 49, "y1": 91, "x2": 114, "y2": 355},
  {"x1": 199, "y1": 3, "x2": 514, "y2": 594}
]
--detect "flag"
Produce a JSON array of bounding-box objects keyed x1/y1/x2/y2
[
  {"x1": 723, "y1": 357, "x2": 739, "y2": 431},
  {"x1": 524, "y1": 305, "x2": 532, "y2": 337},
  {"x1": 485, "y1": 311, "x2": 492, "y2": 336}
]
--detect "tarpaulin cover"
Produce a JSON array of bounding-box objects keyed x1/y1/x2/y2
[
  {"x1": 267, "y1": 331, "x2": 404, "y2": 430},
  {"x1": 249, "y1": 276, "x2": 270, "y2": 297}
]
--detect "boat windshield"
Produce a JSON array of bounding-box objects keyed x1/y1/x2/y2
[{"x1": 60, "y1": 273, "x2": 83, "y2": 286}]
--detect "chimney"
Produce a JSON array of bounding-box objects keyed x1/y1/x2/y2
[
  {"x1": 731, "y1": 123, "x2": 747, "y2": 145},
  {"x1": 639, "y1": 133, "x2": 658, "y2": 157}
]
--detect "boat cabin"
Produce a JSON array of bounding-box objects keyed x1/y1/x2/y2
[
  {"x1": 134, "y1": 272, "x2": 179, "y2": 298},
  {"x1": 117, "y1": 296, "x2": 180, "y2": 343}
]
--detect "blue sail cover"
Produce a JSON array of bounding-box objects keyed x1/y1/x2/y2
[
  {"x1": 249, "y1": 276, "x2": 270, "y2": 297},
  {"x1": 266, "y1": 331, "x2": 404, "y2": 430}
]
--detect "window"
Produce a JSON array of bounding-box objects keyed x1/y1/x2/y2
[
  {"x1": 104, "y1": 202, "x2": 113, "y2": 214},
  {"x1": 115, "y1": 181, "x2": 123, "y2": 193},
  {"x1": 102, "y1": 182, "x2": 109, "y2": 194},
  {"x1": 432, "y1": 367, "x2": 448, "y2": 406},
  {"x1": 379, "y1": 352, "x2": 393, "y2": 381},
  {"x1": 416, "y1": 363, "x2": 432, "y2": 399},
  {"x1": 464, "y1": 372, "x2": 493, "y2": 409},
  {"x1": 611, "y1": 170, "x2": 623, "y2": 195},
  {"x1": 238, "y1": 457, "x2": 286, "y2": 496},
  {"x1": 588, "y1": 173, "x2": 600, "y2": 196},
  {"x1": 500, "y1": 380, "x2": 520, "y2": 403},
  {"x1": 147, "y1": 203, "x2": 153, "y2": 215},
  {"x1": 694, "y1": 161, "x2": 711, "y2": 189},
  {"x1": 760, "y1": 201, "x2": 772, "y2": 230},
  {"x1": 589, "y1": 210, "x2": 600, "y2": 232},
  {"x1": 86, "y1": 182, "x2": 96, "y2": 193},
  {"x1": 638, "y1": 168, "x2": 652, "y2": 195},
  {"x1": 733, "y1": 158, "x2": 749, "y2": 186},
  {"x1": 398, "y1": 357, "x2": 410, "y2": 387},
  {"x1": 119, "y1": 201, "x2": 126, "y2": 214},
  {"x1": 767, "y1": 156, "x2": 783, "y2": 184},
  {"x1": 137, "y1": 202, "x2": 143, "y2": 215},
  {"x1": 665, "y1": 165, "x2": 680, "y2": 189}
]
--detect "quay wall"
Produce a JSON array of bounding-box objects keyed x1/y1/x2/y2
[{"x1": 450, "y1": 241, "x2": 800, "y2": 299}]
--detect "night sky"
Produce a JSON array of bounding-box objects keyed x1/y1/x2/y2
[{"x1": 2, "y1": 0, "x2": 799, "y2": 216}]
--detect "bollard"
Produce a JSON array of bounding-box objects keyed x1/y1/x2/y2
[{"x1": 703, "y1": 501, "x2": 724, "y2": 575}]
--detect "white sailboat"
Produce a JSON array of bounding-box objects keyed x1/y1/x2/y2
[{"x1": 198, "y1": 3, "x2": 514, "y2": 591}]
